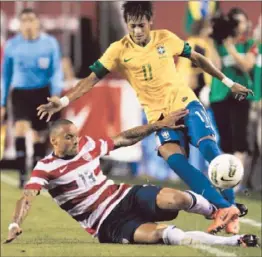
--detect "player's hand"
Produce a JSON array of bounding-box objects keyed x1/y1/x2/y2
[
  {"x1": 37, "y1": 96, "x2": 63, "y2": 122},
  {"x1": 231, "y1": 83, "x2": 254, "y2": 101},
  {"x1": 158, "y1": 109, "x2": 189, "y2": 129},
  {"x1": 0, "y1": 106, "x2": 6, "y2": 123},
  {"x1": 4, "y1": 226, "x2": 22, "y2": 244},
  {"x1": 223, "y1": 37, "x2": 235, "y2": 50}
]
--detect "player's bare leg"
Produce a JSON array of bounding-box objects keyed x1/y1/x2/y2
[
  {"x1": 133, "y1": 223, "x2": 259, "y2": 247},
  {"x1": 156, "y1": 188, "x2": 214, "y2": 218},
  {"x1": 15, "y1": 120, "x2": 31, "y2": 188},
  {"x1": 158, "y1": 142, "x2": 240, "y2": 233}
]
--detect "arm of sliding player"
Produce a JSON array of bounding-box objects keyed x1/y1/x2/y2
[{"x1": 4, "y1": 189, "x2": 39, "y2": 244}]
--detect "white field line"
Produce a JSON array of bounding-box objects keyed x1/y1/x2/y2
[
  {"x1": 191, "y1": 245, "x2": 237, "y2": 257},
  {"x1": 1, "y1": 173, "x2": 50, "y2": 197},
  {"x1": 240, "y1": 218, "x2": 262, "y2": 228},
  {"x1": 2, "y1": 173, "x2": 259, "y2": 257}
]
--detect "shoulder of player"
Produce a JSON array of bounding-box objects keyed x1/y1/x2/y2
[
  {"x1": 41, "y1": 33, "x2": 60, "y2": 48},
  {"x1": 4, "y1": 34, "x2": 21, "y2": 50},
  {"x1": 37, "y1": 153, "x2": 56, "y2": 165}
]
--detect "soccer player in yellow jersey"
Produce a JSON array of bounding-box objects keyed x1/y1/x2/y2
[{"x1": 37, "y1": 2, "x2": 253, "y2": 234}]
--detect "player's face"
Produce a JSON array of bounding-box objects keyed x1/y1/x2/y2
[
  {"x1": 235, "y1": 14, "x2": 249, "y2": 35},
  {"x1": 54, "y1": 124, "x2": 79, "y2": 157},
  {"x1": 127, "y1": 15, "x2": 151, "y2": 46},
  {"x1": 201, "y1": 21, "x2": 213, "y2": 38},
  {"x1": 20, "y1": 12, "x2": 40, "y2": 39}
]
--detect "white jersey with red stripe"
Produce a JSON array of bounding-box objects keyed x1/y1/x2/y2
[{"x1": 25, "y1": 136, "x2": 132, "y2": 236}]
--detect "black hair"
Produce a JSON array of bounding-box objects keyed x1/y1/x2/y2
[
  {"x1": 191, "y1": 18, "x2": 210, "y2": 36},
  {"x1": 49, "y1": 119, "x2": 74, "y2": 136},
  {"x1": 227, "y1": 7, "x2": 248, "y2": 20},
  {"x1": 19, "y1": 8, "x2": 37, "y2": 17},
  {"x1": 122, "y1": 1, "x2": 153, "y2": 23}
]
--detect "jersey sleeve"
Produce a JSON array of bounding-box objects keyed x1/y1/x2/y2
[
  {"x1": 97, "y1": 137, "x2": 115, "y2": 156},
  {"x1": 89, "y1": 42, "x2": 120, "y2": 79},
  {"x1": 166, "y1": 30, "x2": 191, "y2": 58},
  {"x1": 24, "y1": 163, "x2": 50, "y2": 191}
]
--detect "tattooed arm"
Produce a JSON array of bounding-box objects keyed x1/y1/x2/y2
[
  {"x1": 112, "y1": 109, "x2": 188, "y2": 149},
  {"x1": 4, "y1": 189, "x2": 39, "y2": 244}
]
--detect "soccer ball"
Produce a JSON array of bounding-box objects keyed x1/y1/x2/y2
[{"x1": 208, "y1": 154, "x2": 244, "y2": 189}]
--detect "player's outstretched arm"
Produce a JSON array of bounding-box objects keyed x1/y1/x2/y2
[
  {"x1": 4, "y1": 189, "x2": 39, "y2": 244},
  {"x1": 112, "y1": 109, "x2": 189, "y2": 149},
  {"x1": 189, "y1": 50, "x2": 254, "y2": 100},
  {"x1": 37, "y1": 72, "x2": 100, "y2": 122}
]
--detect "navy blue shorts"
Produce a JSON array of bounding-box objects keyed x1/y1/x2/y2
[
  {"x1": 156, "y1": 101, "x2": 216, "y2": 152},
  {"x1": 98, "y1": 185, "x2": 179, "y2": 244}
]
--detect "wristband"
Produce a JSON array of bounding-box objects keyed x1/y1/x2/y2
[
  {"x1": 60, "y1": 96, "x2": 70, "y2": 107},
  {"x1": 222, "y1": 77, "x2": 234, "y2": 88},
  {"x1": 8, "y1": 223, "x2": 19, "y2": 231}
]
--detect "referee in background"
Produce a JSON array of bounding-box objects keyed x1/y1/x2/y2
[{"x1": 0, "y1": 8, "x2": 63, "y2": 188}]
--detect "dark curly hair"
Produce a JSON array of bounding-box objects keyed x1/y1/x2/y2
[{"x1": 122, "y1": 1, "x2": 153, "y2": 23}]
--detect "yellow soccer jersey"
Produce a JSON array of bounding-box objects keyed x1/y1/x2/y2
[
  {"x1": 177, "y1": 37, "x2": 212, "y2": 88},
  {"x1": 90, "y1": 30, "x2": 198, "y2": 123}
]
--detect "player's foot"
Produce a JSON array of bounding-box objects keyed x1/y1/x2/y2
[
  {"x1": 225, "y1": 216, "x2": 240, "y2": 234},
  {"x1": 236, "y1": 203, "x2": 248, "y2": 217},
  {"x1": 238, "y1": 234, "x2": 260, "y2": 247},
  {"x1": 207, "y1": 206, "x2": 240, "y2": 234}
]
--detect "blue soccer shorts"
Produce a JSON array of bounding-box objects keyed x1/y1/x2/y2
[{"x1": 156, "y1": 100, "x2": 216, "y2": 153}]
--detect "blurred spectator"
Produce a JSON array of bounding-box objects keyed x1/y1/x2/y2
[
  {"x1": 209, "y1": 8, "x2": 257, "y2": 166},
  {"x1": 184, "y1": 0, "x2": 220, "y2": 34},
  {"x1": 242, "y1": 15, "x2": 262, "y2": 191},
  {"x1": 0, "y1": 8, "x2": 63, "y2": 188}
]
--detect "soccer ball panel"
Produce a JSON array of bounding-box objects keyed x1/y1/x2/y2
[{"x1": 208, "y1": 154, "x2": 244, "y2": 189}]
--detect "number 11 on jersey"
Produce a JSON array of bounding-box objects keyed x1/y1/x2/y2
[{"x1": 142, "y1": 64, "x2": 153, "y2": 81}]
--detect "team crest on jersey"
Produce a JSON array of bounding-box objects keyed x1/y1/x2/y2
[
  {"x1": 82, "y1": 153, "x2": 92, "y2": 161},
  {"x1": 161, "y1": 131, "x2": 170, "y2": 141},
  {"x1": 157, "y1": 45, "x2": 166, "y2": 55}
]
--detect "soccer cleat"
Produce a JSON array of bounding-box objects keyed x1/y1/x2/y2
[
  {"x1": 225, "y1": 216, "x2": 240, "y2": 234},
  {"x1": 207, "y1": 206, "x2": 240, "y2": 234},
  {"x1": 238, "y1": 234, "x2": 260, "y2": 247},
  {"x1": 235, "y1": 203, "x2": 248, "y2": 217}
]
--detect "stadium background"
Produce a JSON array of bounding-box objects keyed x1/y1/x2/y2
[
  {"x1": 0, "y1": 1, "x2": 261, "y2": 186},
  {"x1": 0, "y1": 2, "x2": 261, "y2": 257}
]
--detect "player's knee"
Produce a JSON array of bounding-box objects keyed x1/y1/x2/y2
[
  {"x1": 197, "y1": 135, "x2": 215, "y2": 147},
  {"x1": 158, "y1": 189, "x2": 191, "y2": 210},
  {"x1": 170, "y1": 191, "x2": 191, "y2": 210},
  {"x1": 158, "y1": 143, "x2": 185, "y2": 160},
  {"x1": 147, "y1": 228, "x2": 165, "y2": 243}
]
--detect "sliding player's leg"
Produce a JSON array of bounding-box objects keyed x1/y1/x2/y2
[{"x1": 133, "y1": 223, "x2": 259, "y2": 247}]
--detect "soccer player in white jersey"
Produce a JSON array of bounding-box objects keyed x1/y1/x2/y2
[{"x1": 5, "y1": 112, "x2": 258, "y2": 247}]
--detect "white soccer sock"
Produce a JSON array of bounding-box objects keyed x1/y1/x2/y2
[
  {"x1": 162, "y1": 226, "x2": 241, "y2": 246},
  {"x1": 185, "y1": 190, "x2": 215, "y2": 218}
]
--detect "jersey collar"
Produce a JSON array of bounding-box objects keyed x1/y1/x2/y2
[{"x1": 127, "y1": 31, "x2": 155, "y2": 51}]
